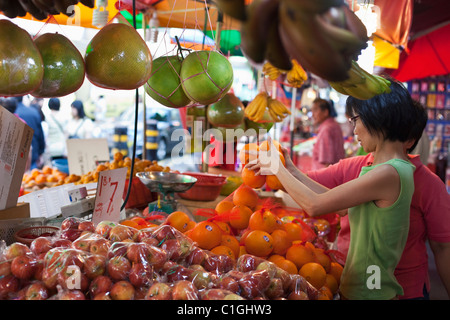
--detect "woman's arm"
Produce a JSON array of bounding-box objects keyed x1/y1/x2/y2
[{"x1": 275, "y1": 162, "x2": 401, "y2": 217}]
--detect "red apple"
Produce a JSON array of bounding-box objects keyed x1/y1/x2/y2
[
  {"x1": 238, "y1": 270, "x2": 270, "y2": 299},
  {"x1": 90, "y1": 238, "x2": 111, "y2": 256},
  {"x1": 189, "y1": 269, "x2": 213, "y2": 290},
  {"x1": 135, "y1": 285, "x2": 149, "y2": 300},
  {"x1": 146, "y1": 246, "x2": 168, "y2": 270},
  {"x1": 30, "y1": 237, "x2": 53, "y2": 255},
  {"x1": 199, "y1": 288, "x2": 226, "y2": 300},
  {"x1": 60, "y1": 229, "x2": 83, "y2": 242},
  {"x1": 203, "y1": 254, "x2": 234, "y2": 274},
  {"x1": 110, "y1": 280, "x2": 135, "y2": 300},
  {"x1": 62, "y1": 249, "x2": 85, "y2": 269},
  {"x1": 107, "y1": 241, "x2": 130, "y2": 259},
  {"x1": 236, "y1": 254, "x2": 265, "y2": 272},
  {"x1": 264, "y1": 278, "x2": 285, "y2": 299},
  {"x1": 78, "y1": 220, "x2": 95, "y2": 232},
  {"x1": 129, "y1": 262, "x2": 154, "y2": 287},
  {"x1": 287, "y1": 291, "x2": 309, "y2": 300},
  {"x1": 4, "y1": 242, "x2": 31, "y2": 260},
  {"x1": 83, "y1": 254, "x2": 106, "y2": 279},
  {"x1": 256, "y1": 261, "x2": 278, "y2": 279},
  {"x1": 51, "y1": 239, "x2": 72, "y2": 249},
  {"x1": 107, "y1": 255, "x2": 131, "y2": 280},
  {"x1": 59, "y1": 289, "x2": 86, "y2": 300},
  {"x1": 152, "y1": 225, "x2": 177, "y2": 241},
  {"x1": 171, "y1": 280, "x2": 198, "y2": 300},
  {"x1": 145, "y1": 282, "x2": 172, "y2": 300},
  {"x1": 160, "y1": 238, "x2": 192, "y2": 261},
  {"x1": 216, "y1": 275, "x2": 240, "y2": 294},
  {"x1": 185, "y1": 247, "x2": 208, "y2": 265},
  {"x1": 41, "y1": 267, "x2": 59, "y2": 291},
  {"x1": 166, "y1": 265, "x2": 193, "y2": 283},
  {"x1": 126, "y1": 243, "x2": 150, "y2": 263},
  {"x1": 11, "y1": 255, "x2": 37, "y2": 280},
  {"x1": 72, "y1": 237, "x2": 91, "y2": 252},
  {"x1": 61, "y1": 217, "x2": 81, "y2": 231},
  {"x1": 0, "y1": 275, "x2": 20, "y2": 300},
  {"x1": 93, "y1": 292, "x2": 112, "y2": 300},
  {"x1": 89, "y1": 275, "x2": 113, "y2": 298},
  {"x1": 223, "y1": 293, "x2": 245, "y2": 300},
  {"x1": 109, "y1": 225, "x2": 138, "y2": 242},
  {"x1": 95, "y1": 221, "x2": 117, "y2": 238},
  {"x1": 140, "y1": 237, "x2": 159, "y2": 247},
  {"x1": 25, "y1": 281, "x2": 49, "y2": 300},
  {"x1": 137, "y1": 229, "x2": 158, "y2": 243},
  {"x1": 161, "y1": 260, "x2": 177, "y2": 274},
  {"x1": 57, "y1": 266, "x2": 90, "y2": 292},
  {"x1": 33, "y1": 259, "x2": 45, "y2": 281},
  {"x1": 0, "y1": 261, "x2": 12, "y2": 277}
]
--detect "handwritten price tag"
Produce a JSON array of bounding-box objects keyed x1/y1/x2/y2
[{"x1": 92, "y1": 167, "x2": 127, "y2": 225}]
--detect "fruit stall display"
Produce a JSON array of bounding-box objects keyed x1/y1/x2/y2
[{"x1": 0, "y1": 206, "x2": 343, "y2": 300}]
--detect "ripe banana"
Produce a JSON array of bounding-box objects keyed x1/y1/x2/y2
[
  {"x1": 214, "y1": 0, "x2": 247, "y2": 21},
  {"x1": 278, "y1": 0, "x2": 352, "y2": 82},
  {"x1": 245, "y1": 92, "x2": 269, "y2": 122},
  {"x1": 240, "y1": 0, "x2": 280, "y2": 65},
  {"x1": 329, "y1": 60, "x2": 392, "y2": 100},
  {"x1": 286, "y1": 59, "x2": 308, "y2": 87},
  {"x1": 267, "y1": 97, "x2": 290, "y2": 122},
  {"x1": 262, "y1": 62, "x2": 283, "y2": 81}
]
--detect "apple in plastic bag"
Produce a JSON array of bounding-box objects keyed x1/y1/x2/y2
[
  {"x1": 145, "y1": 282, "x2": 172, "y2": 300},
  {"x1": 129, "y1": 262, "x2": 154, "y2": 287},
  {"x1": 4, "y1": 242, "x2": 31, "y2": 260},
  {"x1": 110, "y1": 280, "x2": 135, "y2": 300},
  {"x1": 30, "y1": 237, "x2": 53, "y2": 255},
  {"x1": 89, "y1": 238, "x2": 111, "y2": 256},
  {"x1": 24, "y1": 281, "x2": 49, "y2": 300},
  {"x1": 107, "y1": 256, "x2": 131, "y2": 281},
  {"x1": 171, "y1": 280, "x2": 198, "y2": 300},
  {"x1": 83, "y1": 254, "x2": 106, "y2": 279},
  {"x1": 89, "y1": 275, "x2": 113, "y2": 299},
  {"x1": 10, "y1": 255, "x2": 37, "y2": 280}
]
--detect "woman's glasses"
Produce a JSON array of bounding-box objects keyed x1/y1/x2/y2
[{"x1": 348, "y1": 115, "x2": 360, "y2": 127}]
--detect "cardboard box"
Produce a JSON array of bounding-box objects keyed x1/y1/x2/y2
[{"x1": 0, "y1": 202, "x2": 30, "y2": 221}]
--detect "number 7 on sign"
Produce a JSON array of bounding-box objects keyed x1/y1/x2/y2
[{"x1": 98, "y1": 176, "x2": 118, "y2": 214}]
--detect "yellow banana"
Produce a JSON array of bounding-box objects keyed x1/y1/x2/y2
[
  {"x1": 263, "y1": 62, "x2": 284, "y2": 81},
  {"x1": 245, "y1": 92, "x2": 269, "y2": 122},
  {"x1": 286, "y1": 59, "x2": 308, "y2": 87}
]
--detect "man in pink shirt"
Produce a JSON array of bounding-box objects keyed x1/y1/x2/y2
[
  {"x1": 306, "y1": 153, "x2": 450, "y2": 299},
  {"x1": 310, "y1": 99, "x2": 345, "y2": 170}
]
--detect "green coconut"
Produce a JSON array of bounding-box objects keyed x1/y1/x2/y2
[
  {"x1": 0, "y1": 20, "x2": 44, "y2": 96},
  {"x1": 32, "y1": 33, "x2": 85, "y2": 98},
  {"x1": 207, "y1": 93, "x2": 245, "y2": 128},
  {"x1": 180, "y1": 50, "x2": 233, "y2": 105},
  {"x1": 85, "y1": 23, "x2": 152, "y2": 90},
  {"x1": 144, "y1": 55, "x2": 191, "y2": 108}
]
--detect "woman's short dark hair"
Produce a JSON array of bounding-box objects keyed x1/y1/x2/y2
[
  {"x1": 71, "y1": 100, "x2": 86, "y2": 118},
  {"x1": 48, "y1": 98, "x2": 61, "y2": 111},
  {"x1": 345, "y1": 76, "x2": 427, "y2": 150}
]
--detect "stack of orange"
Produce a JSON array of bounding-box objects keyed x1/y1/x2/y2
[{"x1": 239, "y1": 139, "x2": 286, "y2": 191}]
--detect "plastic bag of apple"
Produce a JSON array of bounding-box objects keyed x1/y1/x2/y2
[{"x1": 0, "y1": 217, "x2": 320, "y2": 300}]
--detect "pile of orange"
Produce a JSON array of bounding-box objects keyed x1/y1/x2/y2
[
  {"x1": 22, "y1": 152, "x2": 173, "y2": 191},
  {"x1": 239, "y1": 140, "x2": 286, "y2": 191}
]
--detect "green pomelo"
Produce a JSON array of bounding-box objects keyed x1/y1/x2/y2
[
  {"x1": 32, "y1": 33, "x2": 85, "y2": 98},
  {"x1": 144, "y1": 55, "x2": 191, "y2": 108},
  {"x1": 85, "y1": 23, "x2": 152, "y2": 90},
  {"x1": 207, "y1": 93, "x2": 244, "y2": 128},
  {"x1": 0, "y1": 20, "x2": 44, "y2": 96},
  {"x1": 180, "y1": 51, "x2": 233, "y2": 105}
]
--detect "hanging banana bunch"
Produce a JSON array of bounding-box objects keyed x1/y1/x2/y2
[
  {"x1": 262, "y1": 62, "x2": 283, "y2": 81},
  {"x1": 267, "y1": 97, "x2": 291, "y2": 122},
  {"x1": 286, "y1": 59, "x2": 308, "y2": 88},
  {"x1": 244, "y1": 91, "x2": 269, "y2": 123},
  {"x1": 329, "y1": 60, "x2": 392, "y2": 100}
]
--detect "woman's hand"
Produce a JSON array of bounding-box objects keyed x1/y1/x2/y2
[{"x1": 245, "y1": 137, "x2": 284, "y2": 176}]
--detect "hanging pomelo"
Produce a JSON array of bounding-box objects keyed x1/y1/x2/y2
[
  {"x1": 180, "y1": 50, "x2": 233, "y2": 105},
  {"x1": 32, "y1": 32, "x2": 85, "y2": 98},
  {"x1": 84, "y1": 22, "x2": 152, "y2": 90},
  {"x1": 0, "y1": 20, "x2": 44, "y2": 96},
  {"x1": 207, "y1": 93, "x2": 245, "y2": 128},
  {"x1": 144, "y1": 55, "x2": 191, "y2": 108}
]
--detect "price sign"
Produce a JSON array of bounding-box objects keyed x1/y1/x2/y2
[{"x1": 92, "y1": 167, "x2": 127, "y2": 225}]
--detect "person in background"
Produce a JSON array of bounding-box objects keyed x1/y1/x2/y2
[
  {"x1": 66, "y1": 100, "x2": 95, "y2": 140},
  {"x1": 29, "y1": 97, "x2": 45, "y2": 122},
  {"x1": 94, "y1": 95, "x2": 107, "y2": 122},
  {"x1": 14, "y1": 96, "x2": 45, "y2": 169},
  {"x1": 310, "y1": 98, "x2": 345, "y2": 170},
  {"x1": 281, "y1": 99, "x2": 450, "y2": 300},
  {"x1": 43, "y1": 98, "x2": 68, "y2": 161}
]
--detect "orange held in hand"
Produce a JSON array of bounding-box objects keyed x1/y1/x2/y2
[{"x1": 238, "y1": 142, "x2": 259, "y2": 165}]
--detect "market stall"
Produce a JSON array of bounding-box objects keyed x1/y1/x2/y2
[{"x1": 0, "y1": 0, "x2": 449, "y2": 302}]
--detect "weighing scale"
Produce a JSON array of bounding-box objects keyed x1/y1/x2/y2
[{"x1": 136, "y1": 171, "x2": 197, "y2": 216}]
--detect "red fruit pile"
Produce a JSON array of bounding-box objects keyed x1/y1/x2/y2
[{"x1": 0, "y1": 217, "x2": 319, "y2": 300}]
